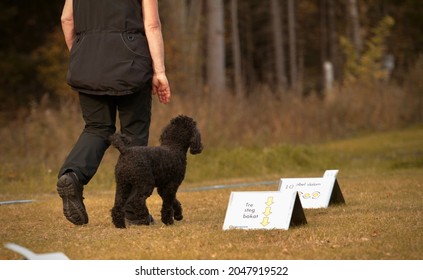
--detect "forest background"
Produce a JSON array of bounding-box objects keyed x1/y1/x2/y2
[{"x1": 0, "y1": 0, "x2": 422, "y2": 149}]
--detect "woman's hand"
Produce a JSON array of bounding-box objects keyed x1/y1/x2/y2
[{"x1": 152, "y1": 72, "x2": 171, "y2": 104}]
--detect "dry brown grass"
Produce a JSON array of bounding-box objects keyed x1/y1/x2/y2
[
  {"x1": 1, "y1": 125, "x2": 422, "y2": 260},
  {"x1": 1, "y1": 80, "x2": 420, "y2": 161},
  {"x1": 0, "y1": 170, "x2": 422, "y2": 260}
]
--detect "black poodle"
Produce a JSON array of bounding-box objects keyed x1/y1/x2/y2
[{"x1": 110, "y1": 115, "x2": 203, "y2": 228}]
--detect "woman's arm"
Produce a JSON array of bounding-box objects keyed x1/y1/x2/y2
[
  {"x1": 142, "y1": 0, "x2": 171, "y2": 104},
  {"x1": 61, "y1": 0, "x2": 75, "y2": 51}
]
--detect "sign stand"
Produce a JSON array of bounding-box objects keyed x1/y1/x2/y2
[
  {"x1": 322, "y1": 169, "x2": 345, "y2": 205},
  {"x1": 4, "y1": 243, "x2": 69, "y2": 260},
  {"x1": 278, "y1": 169, "x2": 345, "y2": 208},
  {"x1": 290, "y1": 192, "x2": 308, "y2": 226},
  {"x1": 328, "y1": 179, "x2": 345, "y2": 205},
  {"x1": 223, "y1": 191, "x2": 307, "y2": 230}
]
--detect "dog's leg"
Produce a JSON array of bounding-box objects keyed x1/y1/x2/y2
[
  {"x1": 125, "y1": 187, "x2": 154, "y2": 225},
  {"x1": 173, "y1": 198, "x2": 183, "y2": 221},
  {"x1": 157, "y1": 188, "x2": 175, "y2": 225},
  {"x1": 111, "y1": 181, "x2": 130, "y2": 228}
]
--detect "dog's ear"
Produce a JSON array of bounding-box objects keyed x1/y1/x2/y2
[{"x1": 189, "y1": 127, "x2": 203, "y2": 155}]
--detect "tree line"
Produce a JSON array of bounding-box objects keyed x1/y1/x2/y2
[{"x1": 0, "y1": 0, "x2": 422, "y2": 112}]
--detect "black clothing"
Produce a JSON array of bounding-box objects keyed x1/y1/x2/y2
[
  {"x1": 59, "y1": 90, "x2": 152, "y2": 185},
  {"x1": 67, "y1": 0, "x2": 152, "y2": 95},
  {"x1": 59, "y1": 0, "x2": 153, "y2": 185}
]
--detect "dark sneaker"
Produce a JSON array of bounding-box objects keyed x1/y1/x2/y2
[{"x1": 57, "y1": 172, "x2": 88, "y2": 225}]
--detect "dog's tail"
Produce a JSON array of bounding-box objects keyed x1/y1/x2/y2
[{"x1": 109, "y1": 134, "x2": 131, "y2": 154}]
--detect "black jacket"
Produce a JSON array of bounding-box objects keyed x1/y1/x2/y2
[{"x1": 67, "y1": 0, "x2": 152, "y2": 95}]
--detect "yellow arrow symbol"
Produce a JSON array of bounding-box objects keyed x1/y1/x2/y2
[
  {"x1": 261, "y1": 217, "x2": 270, "y2": 226},
  {"x1": 266, "y1": 197, "x2": 274, "y2": 206},
  {"x1": 263, "y1": 207, "x2": 272, "y2": 216}
]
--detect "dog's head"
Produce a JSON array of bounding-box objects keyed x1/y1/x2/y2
[{"x1": 160, "y1": 115, "x2": 203, "y2": 154}]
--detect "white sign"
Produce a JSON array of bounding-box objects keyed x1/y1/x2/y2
[
  {"x1": 278, "y1": 169, "x2": 345, "y2": 209},
  {"x1": 4, "y1": 243, "x2": 69, "y2": 260},
  {"x1": 222, "y1": 191, "x2": 307, "y2": 230}
]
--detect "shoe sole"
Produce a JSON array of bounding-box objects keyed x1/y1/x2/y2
[{"x1": 57, "y1": 177, "x2": 88, "y2": 225}]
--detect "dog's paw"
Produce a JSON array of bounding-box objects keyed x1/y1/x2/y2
[
  {"x1": 125, "y1": 214, "x2": 155, "y2": 226},
  {"x1": 113, "y1": 221, "x2": 126, "y2": 229},
  {"x1": 174, "y1": 213, "x2": 183, "y2": 221},
  {"x1": 161, "y1": 217, "x2": 174, "y2": 225}
]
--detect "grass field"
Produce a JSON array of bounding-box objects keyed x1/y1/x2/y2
[{"x1": 0, "y1": 126, "x2": 422, "y2": 260}]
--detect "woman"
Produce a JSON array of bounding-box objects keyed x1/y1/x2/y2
[{"x1": 58, "y1": 0, "x2": 171, "y2": 225}]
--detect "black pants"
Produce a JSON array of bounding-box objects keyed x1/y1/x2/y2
[{"x1": 58, "y1": 90, "x2": 152, "y2": 185}]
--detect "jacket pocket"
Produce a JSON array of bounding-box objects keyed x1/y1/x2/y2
[
  {"x1": 120, "y1": 32, "x2": 151, "y2": 58},
  {"x1": 67, "y1": 32, "x2": 153, "y2": 94}
]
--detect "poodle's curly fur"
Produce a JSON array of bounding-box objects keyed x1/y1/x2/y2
[{"x1": 110, "y1": 115, "x2": 203, "y2": 228}]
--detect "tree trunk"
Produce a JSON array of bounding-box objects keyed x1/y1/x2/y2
[
  {"x1": 230, "y1": 0, "x2": 244, "y2": 98},
  {"x1": 320, "y1": 0, "x2": 328, "y2": 63},
  {"x1": 287, "y1": 0, "x2": 298, "y2": 91},
  {"x1": 243, "y1": 1, "x2": 256, "y2": 94},
  {"x1": 327, "y1": 0, "x2": 336, "y2": 63},
  {"x1": 270, "y1": 0, "x2": 287, "y2": 92},
  {"x1": 186, "y1": 0, "x2": 204, "y2": 93},
  {"x1": 206, "y1": 0, "x2": 226, "y2": 98},
  {"x1": 320, "y1": 0, "x2": 337, "y2": 93},
  {"x1": 347, "y1": 0, "x2": 362, "y2": 54}
]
